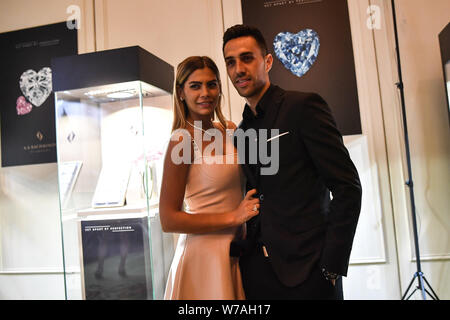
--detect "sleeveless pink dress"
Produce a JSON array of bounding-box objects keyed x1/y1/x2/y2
[{"x1": 164, "y1": 127, "x2": 246, "y2": 300}]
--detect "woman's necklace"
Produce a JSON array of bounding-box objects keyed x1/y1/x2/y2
[{"x1": 186, "y1": 120, "x2": 214, "y2": 136}]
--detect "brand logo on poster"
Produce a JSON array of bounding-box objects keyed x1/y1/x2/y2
[
  {"x1": 23, "y1": 142, "x2": 56, "y2": 152},
  {"x1": 67, "y1": 131, "x2": 76, "y2": 143},
  {"x1": 36, "y1": 131, "x2": 44, "y2": 141}
]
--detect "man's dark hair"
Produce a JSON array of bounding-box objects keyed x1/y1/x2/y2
[{"x1": 223, "y1": 24, "x2": 268, "y2": 56}]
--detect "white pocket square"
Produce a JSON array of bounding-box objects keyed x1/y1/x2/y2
[{"x1": 267, "y1": 131, "x2": 289, "y2": 142}]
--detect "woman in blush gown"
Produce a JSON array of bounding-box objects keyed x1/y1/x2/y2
[{"x1": 159, "y1": 56, "x2": 259, "y2": 300}]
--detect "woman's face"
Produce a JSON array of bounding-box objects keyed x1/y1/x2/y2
[{"x1": 181, "y1": 67, "x2": 220, "y2": 120}]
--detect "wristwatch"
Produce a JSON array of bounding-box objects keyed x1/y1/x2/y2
[{"x1": 322, "y1": 268, "x2": 340, "y2": 281}]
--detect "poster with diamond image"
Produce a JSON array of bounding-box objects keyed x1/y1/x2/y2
[
  {"x1": 0, "y1": 22, "x2": 77, "y2": 166},
  {"x1": 242, "y1": 0, "x2": 361, "y2": 135}
]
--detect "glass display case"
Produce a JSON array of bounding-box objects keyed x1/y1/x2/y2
[{"x1": 52, "y1": 46, "x2": 175, "y2": 300}]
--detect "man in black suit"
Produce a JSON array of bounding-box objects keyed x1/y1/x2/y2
[{"x1": 223, "y1": 25, "x2": 362, "y2": 300}]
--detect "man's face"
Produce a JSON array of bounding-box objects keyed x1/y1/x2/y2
[{"x1": 224, "y1": 36, "x2": 272, "y2": 104}]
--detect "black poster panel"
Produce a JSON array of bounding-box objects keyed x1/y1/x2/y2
[
  {"x1": 241, "y1": 0, "x2": 362, "y2": 135},
  {"x1": 0, "y1": 22, "x2": 77, "y2": 167},
  {"x1": 81, "y1": 218, "x2": 152, "y2": 300}
]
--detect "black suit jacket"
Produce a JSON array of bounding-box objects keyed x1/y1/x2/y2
[{"x1": 236, "y1": 84, "x2": 362, "y2": 287}]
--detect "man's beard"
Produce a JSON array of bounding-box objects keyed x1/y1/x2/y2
[{"x1": 235, "y1": 80, "x2": 264, "y2": 99}]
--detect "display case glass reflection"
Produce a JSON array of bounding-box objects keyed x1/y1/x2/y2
[{"x1": 56, "y1": 81, "x2": 170, "y2": 211}]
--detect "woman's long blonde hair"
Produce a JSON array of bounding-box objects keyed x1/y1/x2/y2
[{"x1": 172, "y1": 56, "x2": 227, "y2": 132}]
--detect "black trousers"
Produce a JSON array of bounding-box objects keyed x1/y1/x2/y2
[{"x1": 239, "y1": 244, "x2": 343, "y2": 300}]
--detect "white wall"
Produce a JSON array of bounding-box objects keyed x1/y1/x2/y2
[{"x1": 93, "y1": 0, "x2": 231, "y2": 117}]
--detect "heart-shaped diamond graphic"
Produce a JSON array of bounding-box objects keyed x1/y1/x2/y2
[
  {"x1": 273, "y1": 29, "x2": 320, "y2": 78},
  {"x1": 19, "y1": 67, "x2": 52, "y2": 107},
  {"x1": 16, "y1": 96, "x2": 33, "y2": 115}
]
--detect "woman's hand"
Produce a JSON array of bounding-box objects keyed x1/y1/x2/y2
[{"x1": 233, "y1": 189, "x2": 260, "y2": 225}]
